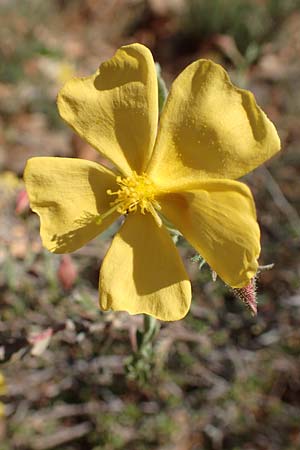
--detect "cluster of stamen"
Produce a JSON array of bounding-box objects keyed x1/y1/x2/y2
[{"x1": 104, "y1": 172, "x2": 162, "y2": 226}]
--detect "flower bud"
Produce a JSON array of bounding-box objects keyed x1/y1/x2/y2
[
  {"x1": 232, "y1": 277, "x2": 257, "y2": 316},
  {"x1": 15, "y1": 189, "x2": 29, "y2": 215},
  {"x1": 57, "y1": 255, "x2": 77, "y2": 291}
]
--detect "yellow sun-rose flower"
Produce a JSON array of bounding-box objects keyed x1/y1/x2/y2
[{"x1": 24, "y1": 43, "x2": 280, "y2": 321}]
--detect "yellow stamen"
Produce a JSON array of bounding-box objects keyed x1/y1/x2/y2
[{"x1": 97, "y1": 172, "x2": 162, "y2": 226}]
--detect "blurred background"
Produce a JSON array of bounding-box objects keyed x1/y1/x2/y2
[{"x1": 1, "y1": 0, "x2": 300, "y2": 449}]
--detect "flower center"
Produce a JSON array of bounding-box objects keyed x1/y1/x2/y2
[{"x1": 102, "y1": 172, "x2": 162, "y2": 226}]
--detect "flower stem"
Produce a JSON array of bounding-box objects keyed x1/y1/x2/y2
[{"x1": 125, "y1": 315, "x2": 160, "y2": 385}]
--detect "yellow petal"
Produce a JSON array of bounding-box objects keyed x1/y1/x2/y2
[
  {"x1": 159, "y1": 180, "x2": 260, "y2": 287},
  {"x1": 99, "y1": 213, "x2": 191, "y2": 321},
  {"x1": 147, "y1": 59, "x2": 280, "y2": 189},
  {"x1": 57, "y1": 43, "x2": 158, "y2": 177},
  {"x1": 24, "y1": 157, "x2": 119, "y2": 253}
]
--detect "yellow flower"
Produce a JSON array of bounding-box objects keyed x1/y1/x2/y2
[
  {"x1": 0, "y1": 372, "x2": 6, "y2": 396},
  {"x1": 24, "y1": 44, "x2": 280, "y2": 321}
]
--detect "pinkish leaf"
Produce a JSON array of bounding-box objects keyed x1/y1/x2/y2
[{"x1": 29, "y1": 328, "x2": 53, "y2": 356}]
